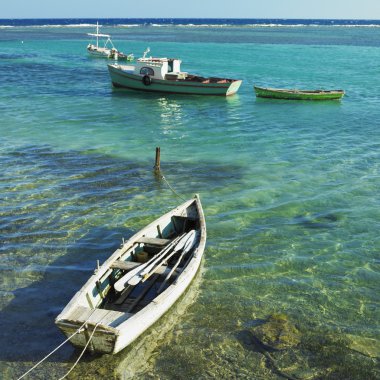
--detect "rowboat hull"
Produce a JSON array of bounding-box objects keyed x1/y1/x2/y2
[
  {"x1": 108, "y1": 64, "x2": 242, "y2": 96},
  {"x1": 56, "y1": 195, "x2": 206, "y2": 354},
  {"x1": 254, "y1": 86, "x2": 345, "y2": 100}
]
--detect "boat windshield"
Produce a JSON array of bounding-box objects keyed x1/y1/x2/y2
[{"x1": 140, "y1": 67, "x2": 155, "y2": 76}]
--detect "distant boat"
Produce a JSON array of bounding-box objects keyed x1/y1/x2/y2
[
  {"x1": 55, "y1": 195, "x2": 206, "y2": 354},
  {"x1": 108, "y1": 48, "x2": 242, "y2": 96},
  {"x1": 87, "y1": 22, "x2": 133, "y2": 61},
  {"x1": 254, "y1": 86, "x2": 345, "y2": 100}
]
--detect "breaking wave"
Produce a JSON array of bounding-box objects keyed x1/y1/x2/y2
[{"x1": 1, "y1": 18, "x2": 380, "y2": 29}]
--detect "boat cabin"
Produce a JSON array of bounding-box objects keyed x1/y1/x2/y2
[{"x1": 134, "y1": 57, "x2": 187, "y2": 80}]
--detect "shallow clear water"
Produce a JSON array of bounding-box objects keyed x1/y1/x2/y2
[{"x1": 0, "y1": 23, "x2": 379, "y2": 379}]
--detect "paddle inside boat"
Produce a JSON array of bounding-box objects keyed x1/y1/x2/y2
[{"x1": 55, "y1": 195, "x2": 206, "y2": 354}]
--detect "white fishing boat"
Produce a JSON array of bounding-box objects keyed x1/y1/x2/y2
[
  {"x1": 55, "y1": 195, "x2": 206, "y2": 354},
  {"x1": 108, "y1": 48, "x2": 242, "y2": 96},
  {"x1": 87, "y1": 22, "x2": 133, "y2": 61}
]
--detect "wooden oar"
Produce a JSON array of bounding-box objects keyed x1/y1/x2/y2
[
  {"x1": 140, "y1": 230, "x2": 196, "y2": 284},
  {"x1": 157, "y1": 231, "x2": 198, "y2": 294},
  {"x1": 114, "y1": 234, "x2": 184, "y2": 292},
  {"x1": 128, "y1": 230, "x2": 196, "y2": 286},
  {"x1": 139, "y1": 232, "x2": 191, "y2": 276}
]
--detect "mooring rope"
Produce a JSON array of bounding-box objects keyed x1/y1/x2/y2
[
  {"x1": 17, "y1": 315, "x2": 97, "y2": 380},
  {"x1": 58, "y1": 322, "x2": 100, "y2": 380},
  {"x1": 161, "y1": 174, "x2": 186, "y2": 202}
]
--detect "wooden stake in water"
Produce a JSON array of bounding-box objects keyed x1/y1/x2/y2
[{"x1": 154, "y1": 147, "x2": 161, "y2": 173}]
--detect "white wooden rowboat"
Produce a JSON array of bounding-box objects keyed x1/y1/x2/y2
[{"x1": 55, "y1": 195, "x2": 206, "y2": 354}]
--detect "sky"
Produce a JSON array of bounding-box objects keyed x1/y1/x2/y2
[{"x1": 1, "y1": 0, "x2": 380, "y2": 20}]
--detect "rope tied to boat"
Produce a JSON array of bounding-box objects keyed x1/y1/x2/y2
[
  {"x1": 17, "y1": 315, "x2": 99, "y2": 380},
  {"x1": 160, "y1": 174, "x2": 186, "y2": 202},
  {"x1": 58, "y1": 322, "x2": 100, "y2": 380}
]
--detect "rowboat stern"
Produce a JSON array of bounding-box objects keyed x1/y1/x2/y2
[
  {"x1": 227, "y1": 80, "x2": 243, "y2": 96},
  {"x1": 55, "y1": 317, "x2": 120, "y2": 354},
  {"x1": 55, "y1": 300, "x2": 131, "y2": 354}
]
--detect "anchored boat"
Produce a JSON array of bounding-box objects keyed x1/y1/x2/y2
[
  {"x1": 108, "y1": 48, "x2": 242, "y2": 96},
  {"x1": 87, "y1": 22, "x2": 133, "y2": 61},
  {"x1": 254, "y1": 86, "x2": 345, "y2": 100},
  {"x1": 55, "y1": 195, "x2": 206, "y2": 354}
]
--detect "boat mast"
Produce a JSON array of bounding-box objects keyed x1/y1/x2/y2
[{"x1": 96, "y1": 21, "x2": 99, "y2": 49}]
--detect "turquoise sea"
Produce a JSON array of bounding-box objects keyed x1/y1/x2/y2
[{"x1": 1, "y1": 20, "x2": 379, "y2": 379}]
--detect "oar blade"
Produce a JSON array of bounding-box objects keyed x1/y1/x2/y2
[
  {"x1": 114, "y1": 264, "x2": 144, "y2": 292},
  {"x1": 173, "y1": 230, "x2": 194, "y2": 252},
  {"x1": 127, "y1": 275, "x2": 141, "y2": 286},
  {"x1": 182, "y1": 230, "x2": 196, "y2": 253}
]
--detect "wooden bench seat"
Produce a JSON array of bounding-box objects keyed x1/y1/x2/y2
[
  {"x1": 111, "y1": 260, "x2": 141, "y2": 271},
  {"x1": 136, "y1": 236, "x2": 171, "y2": 246},
  {"x1": 66, "y1": 305, "x2": 131, "y2": 326}
]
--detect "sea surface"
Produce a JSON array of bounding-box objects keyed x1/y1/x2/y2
[{"x1": 0, "y1": 19, "x2": 379, "y2": 379}]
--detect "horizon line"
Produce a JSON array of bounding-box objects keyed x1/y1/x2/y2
[{"x1": 1, "y1": 17, "x2": 380, "y2": 21}]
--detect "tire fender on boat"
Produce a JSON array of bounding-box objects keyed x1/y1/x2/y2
[{"x1": 142, "y1": 75, "x2": 151, "y2": 86}]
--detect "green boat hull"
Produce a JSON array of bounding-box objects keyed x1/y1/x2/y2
[
  {"x1": 108, "y1": 65, "x2": 242, "y2": 96},
  {"x1": 254, "y1": 86, "x2": 344, "y2": 101}
]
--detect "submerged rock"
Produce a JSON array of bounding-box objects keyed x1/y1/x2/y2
[
  {"x1": 293, "y1": 212, "x2": 340, "y2": 229},
  {"x1": 251, "y1": 313, "x2": 301, "y2": 351},
  {"x1": 346, "y1": 334, "x2": 380, "y2": 358}
]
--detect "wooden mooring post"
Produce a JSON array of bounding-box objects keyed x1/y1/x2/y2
[{"x1": 154, "y1": 147, "x2": 161, "y2": 173}]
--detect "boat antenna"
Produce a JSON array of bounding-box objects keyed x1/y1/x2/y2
[{"x1": 142, "y1": 47, "x2": 150, "y2": 59}]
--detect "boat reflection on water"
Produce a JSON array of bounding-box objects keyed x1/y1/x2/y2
[{"x1": 158, "y1": 97, "x2": 184, "y2": 132}]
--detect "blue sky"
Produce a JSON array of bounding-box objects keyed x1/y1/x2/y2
[{"x1": 2, "y1": 0, "x2": 380, "y2": 19}]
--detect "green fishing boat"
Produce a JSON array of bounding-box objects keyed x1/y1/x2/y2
[{"x1": 254, "y1": 86, "x2": 345, "y2": 100}]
